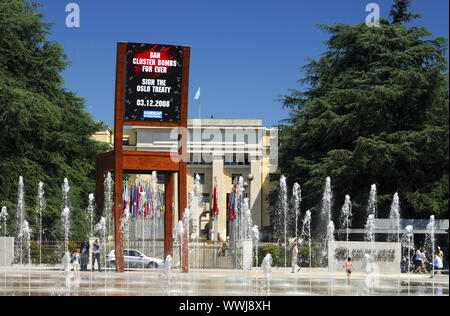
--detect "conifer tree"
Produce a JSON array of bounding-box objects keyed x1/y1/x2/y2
[
  {"x1": 278, "y1": 0, "x2": 448, "y2": 228},
  {"x1": 0, "y1": 0, "x2": 109, "y2": 240}
]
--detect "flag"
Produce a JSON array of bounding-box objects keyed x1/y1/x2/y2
[
  {"x1": 132, "y1": 183, "x2": 136, "y2": 219},
  {"x1": 210, "y1": 183, "x2": 215, "y2": 218},
  {"x1": 210, "y1": 179, "x2": 219, "y2": 219},
  {"x1": 228, "y1": 180, "x2": 237, "y2": 221},
  {"x1": 213, "y1": 181, "x2": 218, "y2": 217},
  {"x1": 194, "y1": 87, "x2": 200, "y2": 100}
]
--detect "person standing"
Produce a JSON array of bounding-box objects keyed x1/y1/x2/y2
[
  {"x1": 92, "y1": 239, "x2": 102, "y2": 272},
  {"x1": 343, "y1": 257, "x2": 355, "y2": 285},
  {"x1": 71, "y1": 248, "x2": 80, "y2": 280},
  {"x1": 437, "y1": 246, "x2": 444, "y2": 261},
  {"x1": 291, "y1": 242, "x2": 300, "y2": 273},
  {"x1": 432, "y1": 253, "x2": 444, "y2": 276},
  {"x1": 80, "y1": 238, "x2": 90, "y2": 271}
]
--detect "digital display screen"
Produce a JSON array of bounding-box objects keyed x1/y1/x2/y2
[{"x1": 124, "y1": 43, "x2": 183, "y2": 122}]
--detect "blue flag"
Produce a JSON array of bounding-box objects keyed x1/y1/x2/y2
[{"x1": 194, "y1": 87, "x2": 200, "y2": 100}]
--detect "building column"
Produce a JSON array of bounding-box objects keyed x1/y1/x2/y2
[
  {"x1": 212, "y1": 156, "x2": 226, "y2": 241},
  {"x1": 250, "y1": 159, "x2": 262, "y2": 229}
]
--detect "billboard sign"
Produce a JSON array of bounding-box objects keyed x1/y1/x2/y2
[{"x1": 124, "y1": 43, "x2": 184, "y2": 122}]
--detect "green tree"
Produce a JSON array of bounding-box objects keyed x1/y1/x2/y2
[
  {"x1": 278, "y1": 0, "x2": 449, "y2": 231},
  {"x1": 0, "y1": 0, "x2": 109, "y2": 240}
]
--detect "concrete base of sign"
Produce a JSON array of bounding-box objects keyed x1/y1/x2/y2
[
  {"x1": 328, "y1": 241, "x2": 401, "y2": 274},
  {"x1": 0, "y1": 237, "x2": 14, "y2": 266}
]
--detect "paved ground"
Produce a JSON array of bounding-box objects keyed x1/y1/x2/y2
[{"x1": 0, "y1": 265, "x2": 447, "y2": 296}]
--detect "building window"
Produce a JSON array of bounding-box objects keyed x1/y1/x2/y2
[
  {"x1": 202, "y1": 193, "x2": 210, "y2": 203},
  {"x1": 188, "y1": 154, "x2": 212, "y2": 166},
  {"x1": 224, "y1": 155, "x2": 250, "y2": 165},
  {"x1": 194, "y1": 173, "x2": 205, "y2": 185}
]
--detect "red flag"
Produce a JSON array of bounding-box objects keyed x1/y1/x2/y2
[{"x1": 214, "y1": 182, "x2": 218, "y2": 216}]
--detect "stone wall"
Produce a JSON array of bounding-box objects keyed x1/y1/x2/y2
[
  {"x1": 328, "y1": 241, "x2": 401, "y2": 274},
  {"x1": 0, "y1": 237, "x2": 14, "y2": 266}
]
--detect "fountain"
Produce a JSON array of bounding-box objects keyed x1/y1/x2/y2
[
  {"x1": 0, "y1": 206, "x2": 7, "y2": 236},
  {"x1": 363, "y1": 184, "x2": 378, "y2": 290},
  {"x1": 61, "y1": 207, "x2": 70, "y2": 253},
  {"x1": 1, "y1": 171, "x2": 449, "y2": 297},
  {"x1": 120, "y1": 196, "x2": 131, "y2": 269},
  {"x1": 18, "y1": 219, "x2": 32, "y2": 295},
  {"x1": 36, "y1": 182, "x2": 45, "y2": 266},
  {"x1": 176, "y1": 220, "x2": 184, "y2": 270},
  {"x1": 425, "y1": 216, "x2": 435, "y2": 278},
  {"x1": 1, "y1": 207, "x2": 8, "y2": 270},
  {"x1": 103, "y1": 173, "x2": 114, "y2": 242},
  {"x1": 301, "y1": 210, "x2": 312, "y2": 291},
  {"x1": 339, "y1": 195, "x2": 352, "y2": 243},
  {"x1": 244, "y1": 198, "x2": 253, "y2": 241},
  {"x1": 164, "y1": 254, "x2": 173, "y2": 277},
  {"x1": 322, "y1": 177, "x2": 332, "y2": 222},
  {"x1": 61, "y1": 178, "x2": 71, "y2": 252},
  {"x1": 18, "y1": 220, "x2": 32, "y2": 265},
  {"x1": 278, "y1": 175, "x2": 288, "y2": 267},
  {"x1": 261, "y1": 254, "x2": 272, "y2": 295},
  {"x1": 326, "y1": 220, "x2": 335, "y2": 271},
  {"x1": 363, "y1": 253, "x2": 377, "y2": 294},
  {"x1": 181, "y1": 208, "x2": 191, "y2": 293},
  {"x1": 402, "y1": 225, "x2": 414, "y2": 293},
  {"x1": 320, "y1": 177, "x2": 333, "y2": 266},
  {"x1": 251, "y1": 225, "x2": 259, "y2": 268},
  {"x1": 188, "y1": 173, "x2": 202, "y2": 271},
  {"x1": 365, "y1": 214, "x2": 376, "y2": 246},
  {"x1": 291, "y1": 182, "x2": 301, "y2": 244},
  {"x1": 16, "y1": 176, "x2": 26, "y2": 264},
  {"x1": 367, "y1": 184, "x2": 377, "y2": 218},
  {"x1": 87, "y1": 193, "x2": 95, "y2": 237},
  {"x1": 388, "y1": 193, "x2": 401, "y2": 243},
  {"x1": 62, "y1": 250, "x2": 71, "y2": 272},
  {"x1": 231, "y1": 176, "x2": 246, "y2": 269},
  {"x1": 182, "y1": 207, "x2": 190, "y2": 255},
  {"x1": 138, "y1": 189, "x2": 146, "y2": 265},
  {"x1": 150, "y1": 171, "x2": 159, "y2": 261},
  {"x1": 95, "y1": 217, "x2": 107, "y2": 269},
  {"x1": 364, "y1": 214, "x2": 377, "y2": 294}
]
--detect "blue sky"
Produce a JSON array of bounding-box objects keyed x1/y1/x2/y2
[{"x1": 37, "y1": 0, "x2": 449, "y2": 128}]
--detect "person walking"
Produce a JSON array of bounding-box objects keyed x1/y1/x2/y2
[
  {"x1": 92, "y1": 239, "x2": 102, "y2": 272},
  {"x1": 343, "y1": 257, "x2": 354, "y2": 285},
  {"x1": 80, "y1": 238, "x2": 90, "y2": 271},
  {"x1": 414, "y1": 247, "x2": 428, "y2": 274},
  {"x1": 71, "y1": 248, "x2": 80, "y2": 280},
  {"x1": 291, "y1": 242, "x2": 300, "y2": 273}
]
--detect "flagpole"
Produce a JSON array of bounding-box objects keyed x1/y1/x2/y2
[
  {"x1": 213, "y1": 178, "x2": 216, "y2": 267},
  {"x1": 214, "y1": 178, "x2": 218, "y2": 244}
]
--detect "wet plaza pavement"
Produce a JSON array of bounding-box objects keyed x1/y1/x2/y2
[{"x1": 0, "y1": 265, "x2": 448, "y2": 296}]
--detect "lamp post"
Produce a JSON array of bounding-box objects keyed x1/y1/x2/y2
[{"x1": 246, "y1": 173, "x2": 254, "y2": 198}]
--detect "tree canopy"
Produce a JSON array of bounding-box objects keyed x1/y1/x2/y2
[
  {"x1": 277, "y1": 0, "x2": 449, "y2": 231},
  {"x1": 0, "y1": 0, "x2": 109, "y2": 240}
]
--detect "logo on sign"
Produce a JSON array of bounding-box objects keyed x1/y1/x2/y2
[{"x1": 143, "y1": 111, "x2": 163, "y2": 119}]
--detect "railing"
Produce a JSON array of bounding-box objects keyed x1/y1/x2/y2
[{"x1": 11, "y1": 239, "x2": 321, "y2": 268}]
